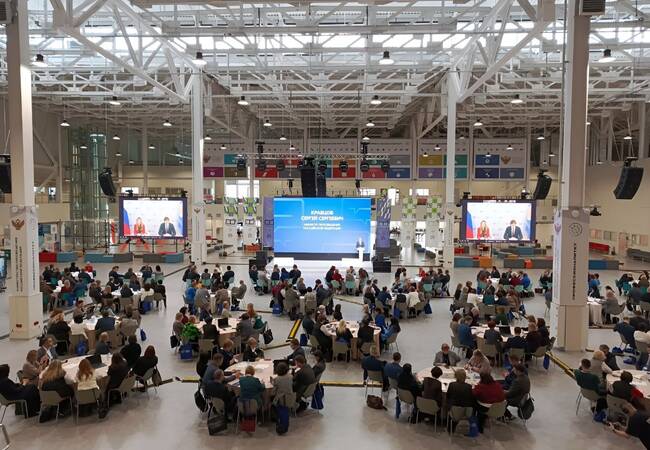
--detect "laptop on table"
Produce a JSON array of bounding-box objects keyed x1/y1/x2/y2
[{"x1": 85, "y1": 353, "x2": 106, "y2": 369}]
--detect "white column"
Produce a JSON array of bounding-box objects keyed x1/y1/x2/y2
[
  {"x1": 190, "y1": 72, "x2": 206, "y2": 263},
  {"x1": 56, "y1": 123, "x2": 63, "y2": 202},
  {"x1": 7, "y1": 1, "x2": 42, "y2": 339},
  {"x1": 141, "y1": 126, "x2": 148, "y2": 195},
  {"x1": 639, "y1": 102, "x2": 647, "y2": 159},
  {"x1": 442, "y1": 75, "x2": 458, "y2": 270},
  {"x1": 551, "y1": 0, "x2": 590, "y2": 352}
]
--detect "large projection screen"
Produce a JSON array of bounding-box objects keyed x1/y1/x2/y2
[
  {"x1": 274, "y1": 197, "x2": 371, "y2": 258},
  {"x1": 460, "y1": 199, "x2": 536, "y2": 242},
  {"x1": 119, "y1": 197, "x2": 188, "y2": 238}
]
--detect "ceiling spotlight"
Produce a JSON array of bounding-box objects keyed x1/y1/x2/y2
[
  {"x1": 108, "y1": 96, "x2": 121, "y2": 106},
  {"x1": 485, "y1": 151, "x2": 491, "y2": 158},
  {"x1": 238, "y1": 96, "x2": 249, "y2": 106},
  {"x1": 148, "y1": 145, "x2": 155, "y2": 150},
  {"x1": 379, "y1": 50, "x2": 394, "y2": 65},
  {"x1": 590, "y1": 206, "x2": 602, "y2": 217},
  {"x1": 220, "y1": 144, "x2": 227, "y2": 150},
  {"x1": 163, "y1": 119, "x2": 172, "y2": 127},
  {"x1": 624, "y1": 134, "x2": 633, "y2": 140},
  {"x1": 586, "y1": 120, "x2": 591, "y2": 125},
  {"x1": 175, "y1": 151, "x2": 181, "y2": 157},
  {"x1": 204, "y1": 134, "x2": 212, "y2": 141},
  {"x1": 263, "y1": 119, "x2": 272, "y2": 127},
  {"x1": 362, "y1": 136, "x2": 370, "y2": 141},
  {"x1": 32, "y1": 53, "x2": 47, "y2": 68},
  {"x1": 510, "y1": 94, "x2": 524, "y2": 105},
  {"x1": 112, "y1": 134, "x2": 120, "y2": 141},
  {"x1": 596, "y1": 159, "x2": 603, "y2": 165},
  {"x1": 549, "y1": 150, "x2": 556, "y2": 157},
  {"x1": 366, "y1": 119, "x2": 375, "y2": 127},
  {"x1": 128, "y1": 159, "x2": 134, "y2": 164},
  {"x1": 192, "y1": 51, "x2": 207, "y2": 67},
  {"x1": 537, "y1": 135, "x2": 545, "y2": 141},
  {"x1": 79, "y1": 144, "x2": 88, "y2": 150},
  {"x1": 280, "y1": 135, "x2": 287, "y2": 141},
  {"x1": 599, "y1": 48, "x2": 615, "y2": 63},
  {"x1": 473, "y1": 119, "x2": 483, "y2": 127},
  {"x1": 459, "y1": 135, "x2": 466, "y2": 140},
  {"x1": 422, "y1": 150, "x2": 428, "y2": 157},
  {"x1": 60, "y1": 119, "x2": 70, "y2": 127},
  {"x1": 289, "y1": 143, "x2": 296, "y2": 151},
  {"x1": 370, "y1": 95, "x2": 382, "y2": 106},
  {"x1": 434, "y1": 144, "x2": 441, "y2": 150},
  {"x1": 542, "y1": 159, "x2": 548, "y2": 165},
  {"x1": 506, "y1": 144, "x2": 513, "y2": 150},
  {"x1": 178, "y1": 159, "x2": 184, "y2": 165},
  {"x1": 115, "y1": 151, "x2": 122, "y2": 157}
]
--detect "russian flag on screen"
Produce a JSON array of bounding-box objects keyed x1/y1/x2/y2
[
  {"x1": 465, "y1": 211, "x2": 474, "y2": 239},
  {"x1": 122, "y1": 209, "x2": 131, "y2": 236}
]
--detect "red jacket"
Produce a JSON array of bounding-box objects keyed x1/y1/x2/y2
[{"x1": 472, "y1": 381, "x2": 505, "y2": 404}]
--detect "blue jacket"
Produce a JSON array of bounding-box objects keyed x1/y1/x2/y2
[
  {"x1": 458, "y1": 323, "x2": 474, "y2": 348},
  {"x1": 384, "y1": 362, "x2": 402, "y2": 380}
]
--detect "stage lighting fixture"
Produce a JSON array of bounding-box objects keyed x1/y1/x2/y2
[
  {"x1": 288, "y1": 178, "x2": 294, "y2": 189},
  {"x1": 257, "y1": 142, "x2": 264, "y2": 154},
  {"x1": 370, "y1": 95, "x2": 382, "y2": 106},
  {"x1": 318, "y1": 160, "x2": 328, "y2": 172},
  {"x1": 590, "y1": 207, "x2": 602, "y2": 217},
  {"x1": 276, "y1": 160, "x2": 286, "y2": 171},
  {"x1": 126, "y1": 189, "x2": 134, "y2": 198},
  {"x1": 361, "y1": 142, "x2": 369, "y2": 154},
  {"x1": 462, "y1": 192, "x2": 470, "y2": 200},
  {"x1": 339, "y1": 161, "x2": 349, "y2": 173},
  {"x1": 355, "y1": 179, "x2": 361, "y2": 190},
  {"x1": 238, "y1": 96, "x2": 249, "y2": 106},
  {"x1": 192, "y1": 51, "x2": 207, "y2": 67},
  {"x1": 181, "y1": 190, "x2": 188, "y2": 198},
  {"x1": 380, "y1": 160, "x2": 390, "y2": 172},
  {"x1": 108, "y1": 96, "x2": 121, "y2": 106},
  {"x1": 257, "y1": 159, "x2": 267, "y2": 170},
  {"x1": 379, "y1": 50, "x2": 394, "y2": 65},
  {"x1": 599, "y1": 49, "x2": 615, "y2": 63},
  {"x1": 33, "y1": 54, "x2": 48, "y2": 68},
  {"x1": 236, "y1": 157, "x2": 246, "y2": 170},
  {"x1": 360, "y1": 159, "x2": 370, "y2": 172}
]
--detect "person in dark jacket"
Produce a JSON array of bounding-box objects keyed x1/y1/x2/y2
[
  {"x1": 201, "y1": 317, "x2": 219, "y2": 344},
  {"x1": 242, "y1": 337, "x2": 264, "y2": 362},
  {"x1": 361, "y1": 345, "x2": 386, "y2": 387},
  {"x1": 105, "y1": 353, "x2": 130, "y2": 404},
  {"x1": 504, "y1": 327, "x2": 527, "y2": 351},
  {"x1": 39, "y1": 360, "x2": 74, "y2": 415},
  {"x1": 397, "y1": 363, "x2": 422, "y2": 399},
  {"x1": 599, "y1": 344, "x2": 620, "y2": 372},
  {"x1": 285, "y1": 338, "x2": 306, "y2": 365},
  {"x1": 293, "y1": 355, "x2": 316, "y2": 412},
  {"x1": 302, "y1": 311, "x2": 315, "y2": 336},
  {"x1": 203, "y1": 369, "x2": 236, "y2": 416},
  {"x1": 504, "y1": 364, "x2": 531, "y2": 419},
  {"x1": 524, "y1": 323, "x2": 543, "y2": 355},
  {"x1": 131, "y1": 345, "x2": 158, "y2": 377},
  {"x1": 0, "y1": 364, "x2": 40, "y2": 417},
  {"x1": 357, "y1": 318, "x2": 375, "y2": 351},
  {"x1": 120, "y1": 335, "x2": 142, "y2": 368},
  {"x1": 446, "y1": 369, "x2": 475, "y2": 433},
  {"x1": 421, "y1": 366, "x2": 443, "y2": 407}
]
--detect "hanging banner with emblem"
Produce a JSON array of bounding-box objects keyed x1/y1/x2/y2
[
  {"x1": 375, "y1": 196, "x2": 391, "y2": 249},
  {"x1": 242, "y1": 197, "x2": 257, "y2": 246},
  {"x1": 222, "y1": 197, "x2": 239, "y2": 249},
  {"x1": 472, "y1": 139, "x2": 527, "y2": 181},
  {"x1": 400, "y1": 196, "x2": 417, "y2": 248},
  {"x1": 425, "y1": 196, "x2": 443, "y2": 249},
  {"x1": 10, "y1": 205, "x2": 39, "y2": 296},
  {"x1": 262, "y1": 197, "x2": 274, "y2": 247}
]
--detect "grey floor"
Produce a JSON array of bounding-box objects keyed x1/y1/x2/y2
[{"x1": 0, "y1": 254, "x2": 646, "y2": 450}]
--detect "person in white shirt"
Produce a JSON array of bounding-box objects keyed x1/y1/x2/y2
[
  {"x1": 69, "y1": 315, "x2": 88, "y2": 336},
  {"x1": 76, "y1": 358, "x2": 100, "y2": 391},
  {"x1": 407, "y1": 287, "x2": 420, "y2": 308}
]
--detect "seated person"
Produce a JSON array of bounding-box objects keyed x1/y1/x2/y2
[
  {"x1": 0, "y1": 364, "x2": 40, "y2": 417},
  {"x1": 120, "y1": 335, "x2": 142, "y2": 368},
  {"x1": 95, "y1": 332, "x2": 111, "y2": 355},
  {"x1": 574, "y1": 359, "x2": 607, "y2": 409},
  {"x1": 472, "y1": 372, "x2": 506, "y2": 433},
  {"x1": 383, "y1": 352, "x2": 403, "y2": 381},
  {"x1": 201, "y1": 317, "x2": 219, "y2": 344},
  {"x1": 397, "y1": 363, "x2": 422, "y2": 400},
  {"x1": 242, "y1": 337, "x2": 264, "y2": 362},
  {"x1": 503, "y1": 363, "x2": 530, "y2": 419},
  {"x1": 504, "y1": 327, "x2": 527, "y2": 351},
  {"x1": 446, "y1": 369, "x2": 475, "y2": 433},
  {"x1": 131, "y1": 345, "x2": 158, "y2": 378},
  {"x1": 203, "y1": 369, "x2": 236, "y2": 417},
  {"x1": 95, "y1": 310, "x2": 116, "y2": 335},
  {"x1": 292, "y1": 355, "x2": 316, "y2": 413},
  {"x1": 610, "y1": 370, "x2": 645, "y2": 409},
  {"x1": 361, "y1": 345, "x2": 386, "y2": 387},
  {"x1": 285, "y1": 338, "x2": 305, "y2": 365},
  {"x1": 465, "y1": 349, "x2": 491, "y2": 374},
  {"x1": 434, "y1": 343, "x2": 461, "y2": 367},
  {"x1": 421, "y1": 366, "x2": 443, "y2": 407}
]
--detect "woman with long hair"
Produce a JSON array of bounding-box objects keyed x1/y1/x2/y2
[
  {"x1": 476, "y1": 220, "x2": 491, "y2": 239},
  {"x1": 76, "y1": 358, "x2": 99, "y2": 391},
  {"x1": 133, "y1": 217, "x2": 146, "y2": 235}
]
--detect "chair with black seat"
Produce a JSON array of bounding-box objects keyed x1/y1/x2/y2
[
  {"x1": 75, "y1": 388, "x2": 101, "y2": 422},
  {"x1": 38, "y1": 390, "x2": 73, "y2": 423},
  {"x1": 107, "y1": 375, "x2": 136, "y2": 408},
  {"x1": 0, "y1": 393, "x2": 28, "y2": 422},
  {"x1": 364, "y1": 370, "x2": 384, "y2": 397},
  {"x1": 415, "y1": 397, "x2": 440, "y2": 431}
]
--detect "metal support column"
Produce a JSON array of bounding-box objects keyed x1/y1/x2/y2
[
  {"x1": 190, "y1": 73, "x2": 206, "y2": 263},
  {"x1": 142, "y1": 126, "x2": 148, "y2": 194},
  {"x1": 550, "y1": 0, "x2": 590, "y2": 352},
  {"x1": 7, "y1": 1, "x2": 42, "y2": 339},
  {"x1": 442, "y1": 74, "x2": 458, "y2": 271}
]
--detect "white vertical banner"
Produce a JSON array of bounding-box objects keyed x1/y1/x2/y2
[
  {"x1": 191, "y1": 203, "x2": 207, "y2": 262},
  {"x1": 400, "y1": 196, "x2": 417, "y2": 249},
  {"x1": 242, "y1": 197, "x2": 257, "y2": 246},
  {"x1": 550, "y1": 208, "x2": 589, "y2": 351},
  {"x1": 425, "y1": 197, "x2": 442, "y2": 249},
  {"x1": 10, "y1": 205, "x2": 39, "y2": 296},
  {"x1": 222, "y1": 199, "x2": 239, "y2": 249}
]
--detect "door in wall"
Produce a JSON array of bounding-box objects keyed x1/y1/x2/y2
[{"x1": 618, "y1": 232, "x2": 629, "y2": 256}]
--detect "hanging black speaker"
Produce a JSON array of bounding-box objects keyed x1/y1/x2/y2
[
  {"x1": 98, "y1": 168, "x2": 116, "y2": 197},
  {"x1": 316, "y1": 171, "x2": 327, "y2": 197},
  {"x1": 300, "y1": 166, "x2": 316, "y2": 197},
  {"x1": 614, "y1": 166, "x2": 644, "y2": 199},
  {"x1": 0, "y1": 155, "x2": 10, "y2": 194},
  {"x1": 532, "y1": 172, "x2": 552, "y2": 200}
]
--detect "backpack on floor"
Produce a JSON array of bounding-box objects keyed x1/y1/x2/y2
[{"x1": 366, "y1": 395, "x2": 386, "y2": 410}]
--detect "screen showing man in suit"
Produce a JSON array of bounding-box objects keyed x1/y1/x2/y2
[
  {"x1": 119, "y1": 197, "x2": 187, "y2": 238},
  {"x1": 462, "y1": 200, "x2": 535, "y2": 242}
]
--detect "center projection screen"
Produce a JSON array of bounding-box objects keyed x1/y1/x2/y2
[
  {"x1": 274, "y1": 197, "x2": 371, "y2": 259},
  {"x1": 119, "y1": 197, "x2": 187, "y2": 238},
  {"x1": 461, "y1": 199, "x2": 536, "y2": 242}
]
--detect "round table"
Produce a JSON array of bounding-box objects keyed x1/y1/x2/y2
[
  {"x1": 226, "y1": 360, "x2": 275, "y2": 393},
  {"x1": 197, "y1": 317, "x2": 240, "y2": 346},
  {"x1": 322, "y1": 320, "x2": 381, "y2": 360},
  {"x1": 607, "y1": 370, "x2": 650, "y2": 400},
  {"x1": 415, "y1": 366, "x2": 480, "y2": 393}
]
